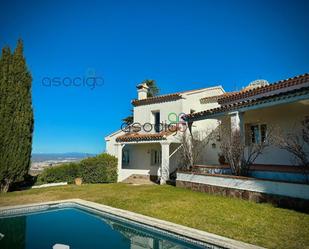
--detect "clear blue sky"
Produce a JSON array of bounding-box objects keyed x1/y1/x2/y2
[{"x1": 1, "y1": 0, "x2": 308, "y2": 154}]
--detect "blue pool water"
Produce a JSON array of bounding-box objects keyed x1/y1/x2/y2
[{"x1": 0, "y1": 205, "x2": 215, "y2": 249}]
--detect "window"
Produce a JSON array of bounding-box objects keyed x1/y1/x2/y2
[
  {"x1": 151, "y1": 149, "x2": 161, "y2": 165},
  {"x1": 250, "y1": 125, "x2": 260, "y2": 144},
  {"x1": 249, "y1": 124, "x2": 267, "y2": 144},
  {"x1": 153, "y1": 111, "x2": 160, "y2": 132},
  {"x1": 260, "y1": 124, "x2": 267, "y2": 143},
  {"x1": 122, "y1": 150, "x2": 130, "y2": 165}
]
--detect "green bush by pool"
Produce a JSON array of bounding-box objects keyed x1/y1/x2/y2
[{"x1": 37, "y1": 153, "x2": 117, "y2": 184}]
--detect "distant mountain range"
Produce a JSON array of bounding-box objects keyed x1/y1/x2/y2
[{"x1": 31, "y1": 152, "x2": 97, "y2": 163}]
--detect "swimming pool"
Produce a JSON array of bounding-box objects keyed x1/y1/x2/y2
[{"x1": 0, "y1": 201, "x2": 218, "y2": 249}]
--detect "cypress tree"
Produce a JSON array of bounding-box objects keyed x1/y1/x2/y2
[
  {"x1": 0, "y1": 46, "x2": 13, "y2": 192},
  {"x1": 0, "y1": 40, "x2": 34, "y2": 192}
]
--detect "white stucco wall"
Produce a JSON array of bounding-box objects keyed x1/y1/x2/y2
[
  {"x1": 133, "y1": 86, "x2": 224, "y2": 129},
  {"x1": 243, "y1": 101, "x2": 309, "y2": 165},
  {"x1": 122, "y1": 143, "x2": 160, "y2": 175},
  {"x1": 181, "y1": 87, "x2": 223, "y2": 113},
  {"x1": 133, "y1": 99, "x2": 183, "y2": 128},
  {"x1": 191, "y1": 100, "x2": 309, "y2": 166},
  {"x1": 169, "y1": 143, "x2": 183, "y2": 173},
  {"x1": 105, "y1": 129, "x2": 125, "y2": 156},
  {"x1": 181, "y1": 87, "x2": 224, "y2": 165},
  {"x1": 105, "y1": 85, "x2": 225, "y2": 180}
]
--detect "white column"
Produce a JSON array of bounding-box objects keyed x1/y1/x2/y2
[
  {"x1": 230, "y1": 111, "x2": 245, "y2": 145},
  {"x1": 160, "y1": 142, "x2": 170, "y2": 184},
  {"x1": 116, "y1": 143, "x2": 124, "y2": 182},
  {"x1": 230, "y1": 111, "x2": 244, "y2": 135}
]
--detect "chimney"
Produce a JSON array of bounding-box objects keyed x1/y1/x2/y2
[{"x1": 137, "y1": 83, "x2": 149, "y2": 100}]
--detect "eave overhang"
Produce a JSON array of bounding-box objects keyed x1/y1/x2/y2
[{"x1": 184, "y1": 87, "x2": 309, "y2": 122}]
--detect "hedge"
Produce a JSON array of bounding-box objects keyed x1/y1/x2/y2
[
  {"x1": 36, "y1": 162, "x2": 80, "y2": 184},
  {"x1": 80, "y1": 153, "x2": 117, "y2": 183},
  {"x1": 36, "y1": 153, "x2": 118, "y2": 185}
]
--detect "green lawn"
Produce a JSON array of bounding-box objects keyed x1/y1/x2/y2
[{"x1": 0, "y1": 183, "x2": 308, "y2": 249}]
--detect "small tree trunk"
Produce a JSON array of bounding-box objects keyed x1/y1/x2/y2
[{"x1": 0, "y1": 179, "x2": 11, "y2": 193}]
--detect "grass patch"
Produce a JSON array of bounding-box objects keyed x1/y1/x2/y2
[{"x1": 0, "y1": 183, "x2": 308, "y2": 249}]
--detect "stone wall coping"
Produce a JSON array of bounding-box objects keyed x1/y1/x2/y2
[
  {"x1": 177, "y1": 171, "x2": 309, "y2": 186},
  {"x1": 191, "y1": 164, "x2": 308, "y2": 173},
  {"x1": 193, "y1": 164, "x2": 230, "y2": 169}
]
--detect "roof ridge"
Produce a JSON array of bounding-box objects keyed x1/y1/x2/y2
[
  {"x1": 200, "y1": 91, "x2": 237, "y2": 101},
  {"x1": 132, "y1": 85, "x2": 223, "y2": 106}
]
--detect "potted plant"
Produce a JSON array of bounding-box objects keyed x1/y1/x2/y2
[{"x1": 75, "y1": 177, "x2": 82, "y2": 186}]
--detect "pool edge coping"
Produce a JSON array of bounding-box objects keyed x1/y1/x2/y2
[{"x1": 0, "y1": 199, "x2": 265, "y2": 249}]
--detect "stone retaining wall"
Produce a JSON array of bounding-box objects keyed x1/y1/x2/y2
[{"x1": 176, "y1": 173, "x2": 309, "y2": 212}]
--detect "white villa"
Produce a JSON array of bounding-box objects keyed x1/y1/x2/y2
[
  {"x1": 105, "y1": 83, "x2": 225, "y2": 183},
  {"x1": 105, "y1": 73, "x2": 309, "y2": 184}
]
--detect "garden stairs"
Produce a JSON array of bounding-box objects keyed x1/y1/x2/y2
[{"x1": 122, "y1": 174, "x2": 157, "y2": 185}]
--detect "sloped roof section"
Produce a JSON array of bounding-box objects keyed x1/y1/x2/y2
[
  {"x1": 218, "y1": 73, "x2": 309, "y2": 105},
  {"x1": 132, "y1": 86, "x2": 224, "y2": 107},
  {"x1": 132, "y1": 93, "x2": 182, "y2": 107},
  {"x1": 186, "y1": 73, "x2": 309, "y2": 121},
  {"x1": 200, "y1": 92, "x2": 236, "y2": 104},
  {"x1": 116, "y1": 130, "x2": 176, "y2": 142},
  {"x1": 186, "y1": 86, "x2": 309, "y2": 121}
]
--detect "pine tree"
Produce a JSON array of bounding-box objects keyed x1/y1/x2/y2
[{"x1": 0, "y1": 40, "x2": 34, "y2": 192}]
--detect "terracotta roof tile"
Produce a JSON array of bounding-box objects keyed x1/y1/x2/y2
[
  {"x1": 132, "y1": 93, "x2": 182, "y2": 107},
  {"x1": 200, "y1": 92, "x2": 236, "y2": 104},
  {"x1": 218, "y1": 73, "x2": 309, "y2": 105},
  {"x1": 185, "y1": 85, "x2": 309, "y2": 121},
  {"x1": 132, "y1": 86, "x2": 223, "y2": 106},
  {"x1": 116, "y1": 130, "x2": 176, "y2": 142}
]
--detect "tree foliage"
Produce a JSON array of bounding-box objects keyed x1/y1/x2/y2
[
  {"x1": 142, "y1": 79, "x2": 159, "y2": 97},
  {"x1": 122, "y1": 109, "x2": 134, "y2": 125},
  {"x1": 179, "y1": 130, "x2": 215, "y2": 170},
  {"x1": 219, "y1": 122, "x2": 271, "y2": 176},
  {"x1": 0, "y1": 40, "x2": 34, "y2": 192},
  {"x1": 273, "y1": 119, "x2": 309, "y2": 172}
]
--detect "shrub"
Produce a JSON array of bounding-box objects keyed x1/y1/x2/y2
[
  {"x1": 36, "y1": 153, "x2": 117, "y2": 185},
  {"x1": 37, "y1": 162, "x2": 80, "y2": 184},
  {"x1": 10, "y1": 174, "x2": 37, "y2": 191},
  {"x1": 79, "y1": 153, "x2": 117, "y2": 183}
]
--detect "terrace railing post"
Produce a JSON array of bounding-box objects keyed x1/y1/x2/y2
[
  {"x1": 160, "y1": 141, "x2": 170, "y2": 184},
  {"x1": 116, "y1": 143, "x2": 124, "y2": 182}
]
